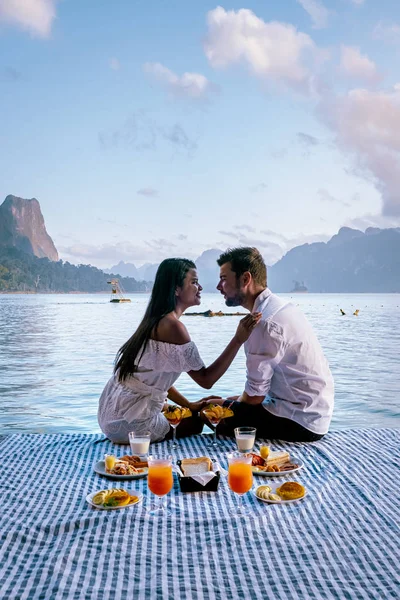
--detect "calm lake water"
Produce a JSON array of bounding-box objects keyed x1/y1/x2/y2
[{"x1": 0, "y1": 293, "x2": 399, "y2": 434}]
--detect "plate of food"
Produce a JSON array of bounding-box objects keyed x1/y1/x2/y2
[
  {"x1": 86, "y1": 488, "x2": 143, "y2": 510},
  {"x1": 251, "y1": 446, "x2": 303, "y2": 477},
  {"x1": 94, "y1": 454, "x2": 148, "y2": 480},
  {"x1": 253, "y1": 481, "x2": 307, "y2": 504}
]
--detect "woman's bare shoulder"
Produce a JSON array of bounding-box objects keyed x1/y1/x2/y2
[{"x1": 153, "y1": 314, "x2": 191, "y2": 345}]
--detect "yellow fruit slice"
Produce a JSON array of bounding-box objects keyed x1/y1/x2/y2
[
  {"x1": 223, "y1": 408, "x2": 234, "y2": 418},
  {"x1": 260, "y1": 445, "x2": 270, "y2": 459},
  {"x1": 92, "y1": 491, "x2": 107, "y2": 505}
]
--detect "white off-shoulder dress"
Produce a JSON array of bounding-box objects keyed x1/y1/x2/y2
[{"x1": 98, "y1": 339, "x2": 205, "y2": 443}]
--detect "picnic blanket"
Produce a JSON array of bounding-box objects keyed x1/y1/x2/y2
[{"x1": 0, "y1": 429, "x2": 399, "y2": 599}]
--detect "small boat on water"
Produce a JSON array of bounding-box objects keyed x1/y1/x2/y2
[{"x1": 107, "y1": 279, "x2": 131, "y2": 303}]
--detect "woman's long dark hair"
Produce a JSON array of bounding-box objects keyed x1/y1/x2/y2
[{"x1": 114, "y1": 258, "x2": 196, "y2": 381}]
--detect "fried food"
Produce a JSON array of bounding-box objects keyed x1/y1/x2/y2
[
  {"x1": 276, "y1": 481, "x2": 305, "y2": 500},
  {"x1": 110, "y1": 461, "x2": 143, "y2": 475},
  {"x1": 92, "y1": 488, "x2": 139, "y2": 507},
  {"x1": 120, "y1": 455, "x2": 148, "y2": 468},
  {"x1": 266, "y1": 465, "x2": 280, "y2": 472}
]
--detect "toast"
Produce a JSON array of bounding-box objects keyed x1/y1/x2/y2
[{"x1": 181, "y1": 457, "x2": 212, "y2": 477}]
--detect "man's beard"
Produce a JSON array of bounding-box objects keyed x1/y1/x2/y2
[{"x1": 225, "y1": 290, "x2": 244, "y2": 307}]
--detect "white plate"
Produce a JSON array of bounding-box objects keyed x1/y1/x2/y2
[
  {"x1": 253, "y1": 483, "x2": 308, "y2": 504},
  {"x1": 86, "y1": 490, "x2": 143, "y2": 510},
  {"x1": 94, "y1": 460, "x2": 148, "y2": 480},
  {"x1": 252, "y1": 457, "x2": 304, "y2": 477}
]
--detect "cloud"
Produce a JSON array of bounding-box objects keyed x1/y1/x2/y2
[
  {"x1": 1, "y1": 66, "x2": 22, "y2": 81},
  {"x1": 203, "y1": 6, "x2": 327, "y2": 95},
  {"x1": 250, "y1": 182, "x2": 268, "y2": 193},
  {"x1": 234, "y1": 224, "x2": 256, "y2": 233},
  {"x1": 372, "y1": 21, "x2": 400, "y2": 45},
  {"x1": 144, "y1": 62, "x2": 215, "y2": 101},
  {"x1": 318, "y1": 188, "x2": 350, "y2": 207},
  {"x1": 319, "y1": 84, "x2": 400, "y2": 216},
  {"x1": 297, "y1": 0, "x2": 330, "y2": 30},
  {"x1": 270, "y1": 148, "x2": 288, "y2": 159},
  {"x1": 0, "y1": 0, "x2": 57, "y2": 37},
  {"x1": 137, "y1": 187, "x2": 158, "y2": 197},
  {"x1": 146, "y1": 238, "x2": 177, "y2": 252},
  {"x1": 297, "y1": 131, "x2": 320, "y2": 156},
  {"x1": 99, "y1": 112, "x2": 197, "y2": 156},
  {"x1": 339, "y1": 46, "x2": 381, "y2": 84},
  {"x1": 58, "y1": 240, "x2": 178, "y2": 267},
  {"x1": 109, "y1": 58, "x2": 120, "y2": 71},
  {"x1": 297, "y1": 132, "x2": 319, "y2": 147},
  {"x1": 344, "y1": 213, "x2": 400, "y2": 230}
]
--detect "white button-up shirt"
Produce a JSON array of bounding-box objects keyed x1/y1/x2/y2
[{"x1": 244, "y1": 288, "x2": 334, "y2": 434}]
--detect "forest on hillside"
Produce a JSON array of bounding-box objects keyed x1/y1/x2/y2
[{"x1": 0, "y1": 247, "x2": 150, "y2": 293}]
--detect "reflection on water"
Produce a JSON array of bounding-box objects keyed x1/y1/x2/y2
[{"x1": 0, "y1": 293, "x2": 399, "y2": 434}]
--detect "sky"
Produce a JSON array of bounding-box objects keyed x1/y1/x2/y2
[{"x1": 1, "y1": 0, "x2": 400, "y2": 268}]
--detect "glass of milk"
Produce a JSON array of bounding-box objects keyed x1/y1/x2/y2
[
  {"x1": 234, "y1": 427, "x2": 256, "y2": 453},
  {"x1": 128, "y1": 431, "x2": 151, "y2": 458}
]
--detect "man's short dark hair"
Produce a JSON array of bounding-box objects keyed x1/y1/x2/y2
[{"x1": 217, "y1": 247, "x2": 267, "y2": 287}]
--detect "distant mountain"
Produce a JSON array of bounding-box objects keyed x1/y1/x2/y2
[
  {"x1": 195, "y1": 249, "x2": 223, "y2": 292},
  {"x1": 268, "y1": 226, "x2": 400, "y2": 292},
  {"x1": 0, "y1": 195, "x2": 58, "y2": 261},
  {"x1": 106, "y1": 261, "x2": 139, "y2": 279},
  {"x1": 108, "y1": 249, "x2": 223, "y2": 291},
  {"x1": 107, "y1": 261, "x2": 159, "y2": 281}
]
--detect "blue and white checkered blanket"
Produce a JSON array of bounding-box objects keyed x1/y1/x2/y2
[{"x1": 0, "y1": 429, "x2": 399, "y2": 599}]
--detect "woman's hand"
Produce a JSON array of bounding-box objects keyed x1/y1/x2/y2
[
  {"x1": 189, "y1": 395, "x2": 222, "y2": 412},
  {"x1": 234, "y1": 312, "x2": 262, "y2": 344}
]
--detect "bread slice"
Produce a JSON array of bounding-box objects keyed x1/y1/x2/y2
[
  {"x1": 181, "y1": 457, "x2": 212, "y2": 477},
  {"x1": 266, "y1": 450, "x2": 290, "y2": 467}
]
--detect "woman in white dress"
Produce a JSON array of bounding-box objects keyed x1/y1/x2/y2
[{"x1": 98, "y1": 258, "x2": 261, "y2": 443}]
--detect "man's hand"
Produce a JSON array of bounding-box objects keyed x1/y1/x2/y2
[{"x1": 189, "y1": 395, "x2": 222, "y2": 412}]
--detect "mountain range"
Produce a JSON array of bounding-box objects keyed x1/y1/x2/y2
[
  {"x1": 1, "y1": 194, "x2": 400, "y2": 292},
  {"x1": 109, "y1": 227, "x2": 400, "y2": 293}
]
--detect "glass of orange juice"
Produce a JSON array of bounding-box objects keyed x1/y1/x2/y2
[
  {"x1": 147, "y1": 455, "x2": 174, "y2": 515},
  {"x1": 227, "y1": 452, "x2": 253, "y2": 514}
]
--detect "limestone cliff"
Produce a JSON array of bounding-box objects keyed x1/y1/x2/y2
[{"x1": 0, "y1": 195, "x2": 58, "y2": 261}]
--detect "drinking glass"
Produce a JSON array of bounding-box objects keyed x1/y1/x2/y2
[
  {"x1": 202, "y1": 409, "x2": 222, "y2": 446},
  {"x1": 168, "y1": 414, "x2": 183, "y2": 449},
  {"x1": 128, "y1": 431, "x2": 151, "y2": 458},
  {"x1": 227, "y1": 452, "x2": 253, "y2": 514},
  {"x1": 234, "y1": 427, "x2": 256, "y2": 453},
  {"x1": 147, "y1": 455, "x2": 173, "y2": 515}
]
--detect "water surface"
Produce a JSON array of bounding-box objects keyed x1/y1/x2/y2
[{"x1": 0, "y1": 293, "x2": 399, "y2": 434}]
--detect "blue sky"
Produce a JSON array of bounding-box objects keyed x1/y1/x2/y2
[{"x1": 1, "y1": 0, "x2": 400, "y2": 267}]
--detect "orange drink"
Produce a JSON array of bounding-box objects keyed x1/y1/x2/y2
[
  {"x1": 148, "y1": 465, "x2": 173, "y2": 496},
  {"x1": 147, "y1": 455, "x2": 173, "y2": 515},
  {"x1": 228, "y1": 462, "x2": 253, "y2": 494},
  {"x1": 227, "y1": 452, "x2": 253, "y2": 514}
]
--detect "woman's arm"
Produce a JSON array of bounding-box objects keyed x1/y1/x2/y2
[
  {"x1": 187, "y1": 313, "x2": 261, "y2": 390},
  {"x1": 167, "y1": 387, "x2": 222, "y2": 411}
]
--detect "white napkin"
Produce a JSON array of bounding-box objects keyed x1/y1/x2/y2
[{"x1": 190, "y1": 471, "x2": 217, "y2": 486}]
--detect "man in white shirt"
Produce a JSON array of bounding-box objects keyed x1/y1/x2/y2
[{"x1": 216, "y1": 247, "x2": 334, "y2": 441}]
